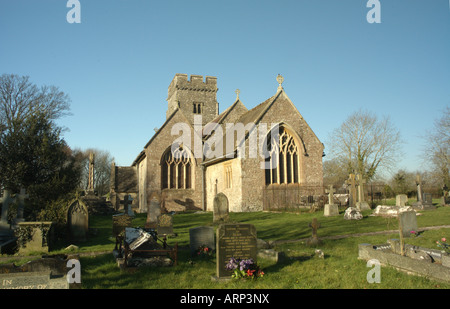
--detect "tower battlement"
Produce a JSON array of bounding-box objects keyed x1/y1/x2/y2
[
  {"x1": 168, "y1": 74, "x2": 217, "y2": 98},
  {"x1": 166, "y1": 73, "x2": 219, "y2": 125}
]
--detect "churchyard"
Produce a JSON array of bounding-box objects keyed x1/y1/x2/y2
[{"x1": 1, "y1": 196, "x2": 449, "y2": 289}]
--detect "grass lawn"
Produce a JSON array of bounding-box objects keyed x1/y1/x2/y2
[{"x1": 3, "y1": 200, "x2": 450, "y2": 289}]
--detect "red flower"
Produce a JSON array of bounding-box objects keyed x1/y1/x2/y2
[{"x1": 246, "y1": 269, "x2": 256, "y2": 277}]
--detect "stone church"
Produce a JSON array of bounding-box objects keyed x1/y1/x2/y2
[{"x1": 110, "y1": 73, "x2": 324, "y2": 213}]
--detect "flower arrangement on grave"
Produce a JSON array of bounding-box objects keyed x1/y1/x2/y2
[
  {"x1": 410, "y1": 230, "x2": 418, "y2": 238},
  {"x1": 436, "y1": 237, "x2": 449, "y2": 254},
  {"x1": 196, "y1": 245, "x2": 213, "y2": 257},
  {"x1": 225, "y1": 257, "x2": 264, "y2": 280}
]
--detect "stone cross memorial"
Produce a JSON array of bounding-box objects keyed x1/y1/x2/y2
[
  {"x1": 324, "y1": 185, "x2": 339, "y2": 217},
  {"x1": 356, "y1": 174, "x2": 370, "y2": 211},
  {"x1": 307, "y1": 218, "x2": 321, "y2": 245},
  {"x1": 346, "y1": 174, "x2": 357, "y2": 207},
  {"x1": 215, "y1": 224, "x2": 257, "y2": 278},
  {"x1": 120, "y1": 195, "x2": 134, "y2": 216}
]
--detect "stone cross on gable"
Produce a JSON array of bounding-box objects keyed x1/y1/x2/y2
[
  {"x1": 325, "y1": 185, "x2": 335, "y2": 205},
  {"x1": 235, "y1": 89, "x2": 240, "y2": 100},
  {"x1": 347, "y1": 174, "x2": 357, "y2": 207},
  {"x1": 15, "y1": 188, "x2": 29, "y2": 223},
  {"x1": 0, "y1": 190, "x2": 14, "y2": 225}
]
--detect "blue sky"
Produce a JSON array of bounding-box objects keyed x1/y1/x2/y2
[{"x1": 0, "y1": 0, "x2": 449, "y2": 177}]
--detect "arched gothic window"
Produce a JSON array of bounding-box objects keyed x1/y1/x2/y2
[
  {"x1": 161, "y1": 145, "x2": 193, "y2": 189},
  {"x1": 264, "y1": 126, "x2": 301, "y2": 185}
]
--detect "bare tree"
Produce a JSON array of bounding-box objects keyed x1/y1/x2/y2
[
  {"x1": 422, "y1": 106, "x2": 450, "y2": 188},
  {"x1": 326, "y1": 109, "x2": 403, "y2": 180},
  {"x1": 0, "y1": 74, "x2": 71, "y2": 134}
]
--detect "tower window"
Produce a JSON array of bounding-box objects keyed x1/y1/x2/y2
[{"x1": 193, "y1": 103, "x2": 202, "y2": 114}]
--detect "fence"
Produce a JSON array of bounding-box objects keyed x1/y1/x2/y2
[{"x1": 262, "y1": 184, "x2": 326, "y2": 211}]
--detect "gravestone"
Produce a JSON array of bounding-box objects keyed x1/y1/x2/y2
[
  {"x1": 396, "y1": 194, "x2": 408, "y2": 207},
  {"x1": 442, "y1": 184, "x2": 450, "y2": 206},
  {"x1": 16, "y1": 222, "x2": 53, "y2": 254},
  {"x1": 0, "y1": 190, "x2": 13, "y2": 228},
  {"x1": 356, "y1": 174, "x2": 370, "y2": 211},
  {"x1": 157, "y1": 214, "x2": 174, "y2": 236},
  {"x1": 324, "y1": 185, "x2": 339, "y2": 217},
  {"x1": 0, "y1": 254, "x2": 75, "y2": 289},
  {"x1": 146, "y1": 192, "x2": 161, "y2": 229},
  {"x1": 215, "y1": 224, "x2": 257, "y2": 279},
  {"x1": 189, "y1": 226, "x2": 215, "y2": 256},
  {"x1": 112, "y1": 213, "x2": 133, "y2": 238},
  {"x1": 411, "y1": 175, "x2": 435, "y2": 210},
  {"x1": 67, "y1": 199, "x2": 89, "y2": 242},
  {"x1": 120, "y1": 195, "x2": 135, "y2": 216},
  {"x1": 0, "y1": 272, "x2": 69, "y2": 289},
  {"x1": 346, "y1": 174, "x2": 357, "y2": 207},
  {"x1": 307, "y1": 218, "x2": 321, "y2": 245},
  {"x1": 213, "y1": 193, "x2": 229, "y2": 223},
  {"x1": 423, "y1": 193, "x2": 433, "y2": 207},
  {"x1": 398, "y1": 211, "x2": 418, "y2": 238}
]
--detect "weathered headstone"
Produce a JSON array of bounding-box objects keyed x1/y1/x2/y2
[
  {"x1": 157, "y1": 214, "x2": 174, "y2": 236},
  {"x1": 145, "y1": 192, "x2": 161, "y2": 229},
  {"x1": 307, "y1": 218, "x2": 321, "y2": 245},
  {"x1": 215, "y1": 224, "x2": 257, "y2": 279},
  {"x1": 398, "y1": 210, "x2": 418, "y2": 238},
  {"x1": 423, "y1": 193, "x2": 433, "y2": 206},
  {"x1": 324, "y1": 185, "x2": 339, "y2": 217},
  {"x1": 67, "y1": 199, "x2": 89, "y2": 242},
  {"x1": 16, "y1": 222, "x2": 53, "y2": 254},
  {"x1": 112, "y1": 213, "x2": 133, "y2": 238},
  {"x1": 213, "y1": 193, "x2": 229, "y2": 223},
  {"x1": 396, "y1": 194, "x2": 408, "y2": 207},
  {"x1": 189, "y1": 226, "x2": 215, "y2": 256}
]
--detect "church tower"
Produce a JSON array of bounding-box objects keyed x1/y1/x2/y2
[{"x1": 166, "y1": 74, "x2": 219, "y2": 126}]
